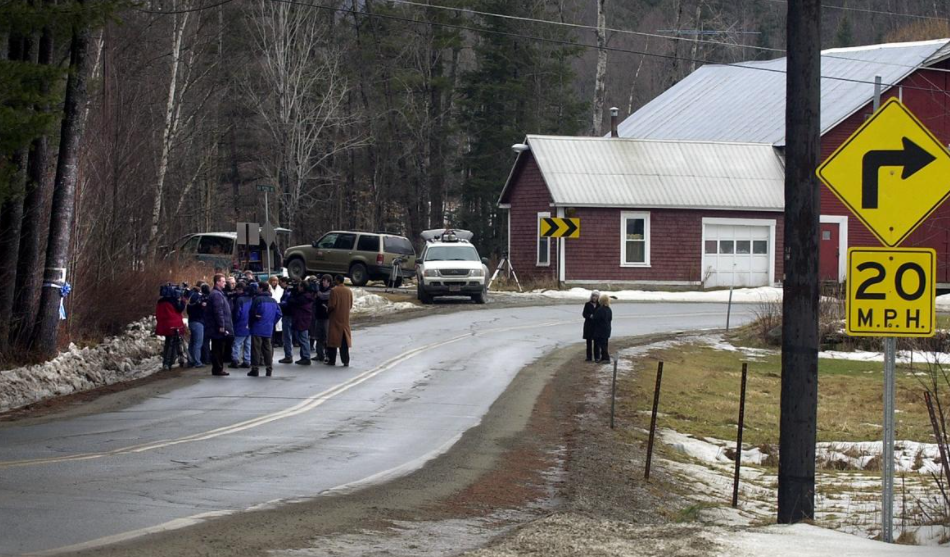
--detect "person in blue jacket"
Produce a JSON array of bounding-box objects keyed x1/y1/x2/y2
[
  {"x1": 248, "y1": 282, "x2": 282, "y2": 377},
  {"x1": 230, "y1": 282, "x2": 253, "y2": 368}
]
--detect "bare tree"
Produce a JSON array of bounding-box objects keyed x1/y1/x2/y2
[
  {"x1": 146, "y1": 1, "x2": 219, "y2": 262},
  {"x1": 243, "y1": 0, "x2": 359, "y2": 239}
]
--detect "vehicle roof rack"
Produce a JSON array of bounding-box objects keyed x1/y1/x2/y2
[{"x1": 420, "y1": 228, "x2": 474, "y2": 243}]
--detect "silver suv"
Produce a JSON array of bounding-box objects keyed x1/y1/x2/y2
[{"x1": 416, "y1": 229, "x2": 489, "y2": 304}]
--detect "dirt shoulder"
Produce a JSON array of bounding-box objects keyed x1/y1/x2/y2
[{"x1": 67, "y1": 333, "x2": 697, "y2": 557}]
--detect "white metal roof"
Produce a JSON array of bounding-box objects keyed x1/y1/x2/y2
[
  {"x1": 616, "y1": 39, "x2": 950, "y2": 146},
  {"x1": 503, "y1": 136, "x2": 785, "y2": 211}
]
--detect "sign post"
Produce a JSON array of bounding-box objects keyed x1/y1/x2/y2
[
  {"x1": 817, "y1": 97, "x2": 949, "y2": 543},
  {"x1": 257, "y1": 185, "x2": 277, "y2": 276}
]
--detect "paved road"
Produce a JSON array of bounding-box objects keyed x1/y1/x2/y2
[{"x1": 0, "y1": 302, "x2": 754, "y2": 555}]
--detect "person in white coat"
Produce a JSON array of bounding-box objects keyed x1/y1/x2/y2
[{"x1": 268, "y1": 275, "x2": 284, "y2": 346}]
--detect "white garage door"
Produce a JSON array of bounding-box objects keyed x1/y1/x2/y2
[{"x1": 703, "y1": 222, "x2": 772, "y2": 288}]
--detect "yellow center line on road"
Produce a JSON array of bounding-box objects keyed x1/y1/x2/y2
[{"x1": 0, "y1": 321, "x2": 561, "y2": 469}]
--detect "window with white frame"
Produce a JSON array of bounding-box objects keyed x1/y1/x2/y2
[
  {"x1": 537, "y1": 212, "x2": 550, "y2": 266},
  {"x1": 620, "y1": 211, "x2": 650, "y2": 266}
]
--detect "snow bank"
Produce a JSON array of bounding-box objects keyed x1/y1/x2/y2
[
  {"x1": 661, "y1": 429, "x2": 943, "y2": 474},
  {"x1": 506, "y1": 286, "x2": 783, "y2": 303},
  {"x1": 0, "y1": 318, "x2": 163, "y2": 413},
  {"x1": 351, "y1": 288, "x2": 417, "y2": 316}
]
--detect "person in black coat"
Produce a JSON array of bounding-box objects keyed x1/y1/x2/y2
[
  {"x1": 206, "y1": 274, "x2": 235, "y2": 376},
  {"x1": 582, "y1": 290, "x2": 600, "y2": 362},
  {"x1": 592, "y1": 294, "x2": 612, "y2": 363}
]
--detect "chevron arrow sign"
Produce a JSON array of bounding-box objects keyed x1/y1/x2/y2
[{"x1": 539, "y1": 217, "x2": 580, "y2": 238}]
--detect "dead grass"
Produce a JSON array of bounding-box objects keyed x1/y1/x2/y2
[{"x1": 618, "y1": 343, "x2": 934, "y2": 448}]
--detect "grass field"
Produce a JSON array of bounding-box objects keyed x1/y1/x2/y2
[{"x1": 619, "y1": 342, "x2": 938, "y2": 447}]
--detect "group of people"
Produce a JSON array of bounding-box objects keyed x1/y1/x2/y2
[
  {"x1": 582, "y1": 291, "x2": 613, "y2": 363},
  {"x1": 155, "y1": 271, "x2": 354, "y2": 377}
]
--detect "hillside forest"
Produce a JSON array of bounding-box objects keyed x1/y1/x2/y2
[{"x1": 1, "y1": 0, "x2": 948, "y2": 356}]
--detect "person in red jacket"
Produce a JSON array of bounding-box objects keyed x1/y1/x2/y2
[{"x1": 156, "y1": 284, "x2": 189, "y2": 370}]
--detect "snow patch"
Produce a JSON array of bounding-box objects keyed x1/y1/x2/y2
[
  {"x1": 0, "y1": 318, "x2": 163, "y2": 413},
  {"x1": 503, "y1": 286, "x2": 783, "y2": 304},
  {"x1": 351, "y1": 288, "x2": 418, "y2": 316}
]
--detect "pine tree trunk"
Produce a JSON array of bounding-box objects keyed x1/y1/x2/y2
[
  {"x1": 34, "y1": 6, "x2": 92, "y2": 359},
  {"x1": 0, "y1": 31, "x2": 32, "y2": 351},
  {"x1": 591, "y1": 0, "x2": 608, "y2": 136},
  {"x1": 13, "y1": 16, "x2": 54, "y2": 348}
]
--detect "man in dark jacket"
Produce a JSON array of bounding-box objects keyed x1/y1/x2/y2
[
  {"x1": 205, "y1": 274, "x2": 234, "y2": 376},
  {"x1": 592, "y1": 294, "x2": 612, "y2": 363},
  {"x1": 187, "y1": 285, "x2": 208, "y2": 368},
  {"x1": 582, "y1": 290, "x2": 600, "y2": 362},
  {"x1": 310, "y1": 275, "x2": 332, "y2": 363},
  {"x1": 248, "y1": 282, "x2": 282, "y2": 377},
  {"x1": 278, "y1": 277, "x2": 294, "y2": 363},
  {"x1": 285, "y1": 281, "x2": 315, "y2": 365}
]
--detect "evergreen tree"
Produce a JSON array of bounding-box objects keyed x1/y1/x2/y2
[
  {"x1": 456, "y1": 0, "x2": 585, "y2": 256},
  {"x1": 835, "y1": 14, "x2": 854, "y2": 48}
]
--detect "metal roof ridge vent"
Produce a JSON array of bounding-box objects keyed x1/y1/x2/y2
[{"x1": 610, "y1": 107, "x2": 619, "y2": 138}]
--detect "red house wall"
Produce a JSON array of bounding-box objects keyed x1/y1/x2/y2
[
  {"x1": 564, "y1": 207, "x2": 784, "y2": 283},
  {"x1": 503, "y1": 154, "x2": 785, "y2": 284},
  {"x1": 820, "y1": 65, "x2": 950, "y2": 282},
  {"x1": 505, "y1": 156, "x2": 559, "y2": 283}
]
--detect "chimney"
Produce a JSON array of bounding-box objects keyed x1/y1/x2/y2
[{"x1": 610, "y1": 107, "x2": 619, "y2": 138}]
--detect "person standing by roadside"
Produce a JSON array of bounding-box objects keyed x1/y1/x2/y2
[
  {"x1": 156, "y1": 285, "x2": 188, "y2": 370},
  {"x1": 582, "y1": 290, "x2": 600, "y2": 362},
  {"x1": 326, "y1": 275, "x2": 353, "y2": 367},
  {"x1": 248, "y1": 282, "x2": 281, "y2": 377},
  {"x1": 230, "y1": 282, "x2": 254, "y2": 368},
  {"x1": 269, "y1": 275, "x2": 284, "y2": 347},
  {"x1": 592, "y1": 294, "x2": 612, "y2": 363},
  {"x1": 286, "y1": 280, "x2": 315, "y2": 365},
  {"x1": 187, "y1": 285, "x2": 208, "y2": 368},
  {"x1": 206, "y1": 274, "x2": 234, "y2": 376},
  {"x1": 311, "y1": 274, "x2": 332, "y2": 363},
  {"x1": 199, "y1": 283, "x2": 212, "y2": 364},
  {"x1": 277, "y1": 277, "x2": 295, "y2": 363}
]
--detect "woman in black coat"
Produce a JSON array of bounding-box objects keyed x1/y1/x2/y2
[
  {"x1": 582, "y1": 290, "x2": 600, "y2": 361},
  {"x1": 591, "y1": 294, "x2": 612, "y2": 363}
]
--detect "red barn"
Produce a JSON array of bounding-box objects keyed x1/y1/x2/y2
[
  {"x1": 499, "y1": 137, "x2": 786, "y2": 288},
  {"x1": 501, "y1": 39, "x2": 950, "y2": 288}
]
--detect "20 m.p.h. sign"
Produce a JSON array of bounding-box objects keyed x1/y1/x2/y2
[{"x1": 846, "y1": 247, "x2": 935, "y2": 337}]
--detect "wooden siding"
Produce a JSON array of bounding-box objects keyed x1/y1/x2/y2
[
  {"x1": 507, "y1": 155, "x2": 559, "y2": 283},
  {"x1": 563, "y1": 208, "x2": 784, "y2": 283}
]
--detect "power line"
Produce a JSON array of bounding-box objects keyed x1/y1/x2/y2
[
  {"x1": 765, "y1": 0, "x2": 949, "y2": 22},
  {"x1": 385, "y1": 0, "x2": 786, "y2": 55},
  {"x1": 269, "y1": 0, "x2": 950, "y2": 96},
  {"x1": 381, "y1": 0, "x2": 950, "y2": 76},
  {"x1": 133, "y1": 0, "x2": 236, "y2": 15}
]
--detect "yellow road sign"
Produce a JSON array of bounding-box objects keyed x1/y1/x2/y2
[
  {"x1": 846, "y1": 247, "x2": 935, "y2": 337},
  {"x1": 540, "y1": 217, "x2": 580, "y2": 238},
  {"x1": 817, "y1": 98, "x2": 950, "y2": 247}
]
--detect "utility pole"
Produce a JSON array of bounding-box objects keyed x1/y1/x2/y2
[{"x1": 778, "y1": 0, "x2": 821, "y2": 523}]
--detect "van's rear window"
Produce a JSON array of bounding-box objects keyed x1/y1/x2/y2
[{"x1": 384, "y1": 236, "x2": 415, "y2": 255}]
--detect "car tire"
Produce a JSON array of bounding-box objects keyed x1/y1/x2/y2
[
  {"x1": 349, "y1": 263, "x2": 369, "y2": 286},
  {"x1": 418, "y1": 283, "x2": 433, "y2": 304},
  {"x1": 472, "y1": 289, "x2": 488, "y2": 304},
  {"x1": 287, "y1": 258, "x2": 306, "y2": 280},
  {"x1": 392, "y1": 277, "x2": 403, "y2": 288}
]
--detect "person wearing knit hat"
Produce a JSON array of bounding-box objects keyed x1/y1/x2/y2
[{"x1": 582, "y1": 290, "x2": 600, "y2": 362}]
